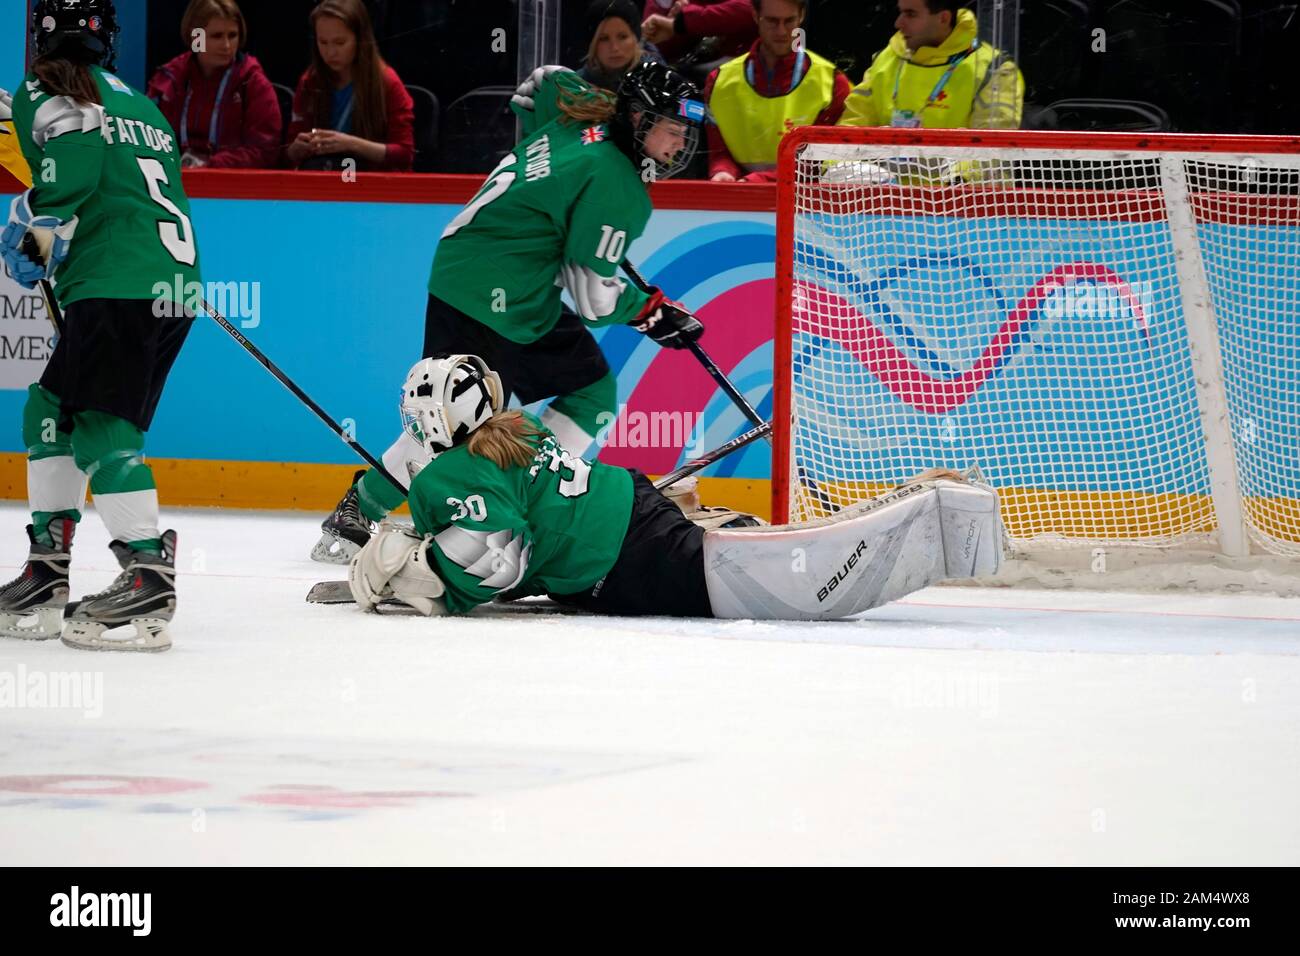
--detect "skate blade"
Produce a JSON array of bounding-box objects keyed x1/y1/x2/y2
[
  {"x1": 61, "y1": 617, "x2": 172, "y2": 653},
  {"x1": 311, "y1": 532, "x2": 361, "y2": 565},
  {"x1": 0, "y1": 606, "x2": 66, "y2": 640}
]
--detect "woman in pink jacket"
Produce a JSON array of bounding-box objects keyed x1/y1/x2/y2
[
  {"x1": 285, "y1": 0, "x2": 415, "y2": 173},
  {"x1": 146, "y1": 0, "x2": 281, "y2": 169}
]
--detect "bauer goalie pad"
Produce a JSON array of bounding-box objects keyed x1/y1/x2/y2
[{"x1": 703, "y1": 473, "x2": 1002, "y2": 620}]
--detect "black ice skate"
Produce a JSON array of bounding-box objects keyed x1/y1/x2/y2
[
  {"x1": 62, "y1": 530, "x2": 177, "y2": 653},
  {"x1": 311, "y1": 470, "x2": 374, "y2": 564},
  {"x1": 0, "y1": 519, "x2": 74, "y2": 640}
]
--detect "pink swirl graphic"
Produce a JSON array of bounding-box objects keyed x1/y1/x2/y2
[
  {"x1": 795, "y1": 262, "x2": 1150, "y2": 414},
  {"x1": 600, "y1": 279, "x2": 775, "y2": 473}
]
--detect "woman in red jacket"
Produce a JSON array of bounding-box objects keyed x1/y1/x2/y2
[
  {"x1": 640, "y1": 0, "x2": 758, "y2": 67},
  {"x1": 146, "y1": 0, "x2": 281, "y2": 168},
  {"x1": 286, "y1": 0, "x2": 415, "y2": 173}
]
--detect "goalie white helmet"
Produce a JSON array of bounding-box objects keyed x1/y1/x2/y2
[{"x1": 399, "y1": 355, "x2": 504, "y2": 456}]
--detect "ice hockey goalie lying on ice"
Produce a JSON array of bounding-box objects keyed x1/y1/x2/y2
[{"x1": 347, "y1": 355, "x2": 1003, "y2": 621}]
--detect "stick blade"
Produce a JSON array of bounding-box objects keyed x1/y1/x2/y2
[{"x1": 306, "y1": 580, "x2": 355, "y2": 604}]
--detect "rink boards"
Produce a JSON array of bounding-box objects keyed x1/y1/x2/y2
[
  {"x1": 0, "y1": 175, "x2": 780, "y2": 516},
  {"x1": 0, "y1": 174, "x2": 1296, "y2": 542}
]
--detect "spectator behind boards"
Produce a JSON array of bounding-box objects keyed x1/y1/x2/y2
[
  {"x1": 705, "y1": 0, "x2": 851, "y2": 183},
  {"x1": 641, "y1": 0, "x2": 757, "y2": 80},
  {"x1": 838, "y1": 0, "x2": 1023, "y2": 131},
  {"x1": 285, "y1": 0, "x2": 415, "y2": 172},
  {"x1": 579, "y1": 0, "x2": 665, "y2": 93},
  {"x1": 146, "y1": 0, "x2": 281, "y2": 168}
]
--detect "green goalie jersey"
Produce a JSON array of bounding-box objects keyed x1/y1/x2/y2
[
  {"x1": 427, "y1": 69, "x2": 652, "y2": 344},
  {"x1": 12, "y1": 66, "x2": 200, "y2": 307},
  {"x1": 407, "y1": 413, "x2": 635, "y2": 614}
]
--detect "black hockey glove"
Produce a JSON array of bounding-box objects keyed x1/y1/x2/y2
[{"x1": 632, "y1": 291, "x2": 704, "y2": 350}]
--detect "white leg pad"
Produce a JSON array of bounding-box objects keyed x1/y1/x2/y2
[
  {"x1": 92, "y1": 488, "x2": 160, "y2": 544},
  {"x1": 703, "y1": 478, "x2": 1003, "y2": 620},
  {"x1": 28, "y1": 455, "x2": 88, "y2": 514}
]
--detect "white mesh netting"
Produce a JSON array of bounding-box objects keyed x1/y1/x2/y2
[{"x1": 781, "y1": 137, "x2": 1300, "y2": 557}]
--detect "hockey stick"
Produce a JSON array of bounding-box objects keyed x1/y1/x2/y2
[
  {"x1": 199, "y1": 298, "x2": 404, "y2": 490},
  {"x1": 619, "y1": 260, "x2": 837, "y2": 514},
  {"x1": 15, "y1": 241, "x2": 401, "y2": 494},
  {"x1": 21, "y1": 235, "x2": 65, "y2": 335},
  {"x1": 35, "y1": 277, "x2": 63, "y2": 334},
  {"x1": 653, "y1": 419, "x2": 771, "y2": 491},
  {"x1": 619, "y1": 258, "x2": 771, "y2": 443}
]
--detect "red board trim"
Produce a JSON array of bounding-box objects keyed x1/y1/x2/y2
[
  {"x1": 788, "y1": 187, "x2": 1300, "y2": 224},
  {"x1": 177, "y1": 169, "x2": 777, "y2": 210}
]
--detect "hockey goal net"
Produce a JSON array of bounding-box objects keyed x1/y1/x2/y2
[{"x1": 773, "y1": 128, "x2": 1300, "y2": 585}]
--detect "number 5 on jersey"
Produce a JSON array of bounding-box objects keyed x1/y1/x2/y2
[{"x1": 136, "y1": 156, "x2": 196, "y2": 266}]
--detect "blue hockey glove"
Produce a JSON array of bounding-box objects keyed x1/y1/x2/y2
[{"x1": 2, "y1": 191, "x2": 76, "y2": 289}]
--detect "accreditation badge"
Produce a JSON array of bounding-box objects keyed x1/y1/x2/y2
[{"x1": 890, "y1": 109, "x2": 923, "y2": 128}]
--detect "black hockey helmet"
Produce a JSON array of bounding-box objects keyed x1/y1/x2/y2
[
  {"x1": 613, "y1": 61, "x2": 707, "y2": 181},
  {"x1": 32, "y1": 0, "x2": 119, "y2": 70}
]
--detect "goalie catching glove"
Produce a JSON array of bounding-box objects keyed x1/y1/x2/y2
[
  {"x1": 632, "y1": 289, "x2": 704, "y2": 349},
  {"x1": 348, "y1": 523, "x2": 448, "y2": 615}
]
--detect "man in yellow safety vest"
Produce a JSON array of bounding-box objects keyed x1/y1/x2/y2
[
  {"x1": 704, "y1": 0, "x2": 852, "y2": 182},
  {"x1": 838, "y1": 0, "x2": 1023, "y2": 131}
]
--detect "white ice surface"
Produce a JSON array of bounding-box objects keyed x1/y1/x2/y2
[{"x1": 1, "y1": 502, "x2": 1297, "y2": 866}]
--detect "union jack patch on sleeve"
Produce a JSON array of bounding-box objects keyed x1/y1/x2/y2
[{"x1": 580, "y1": 125, "x2": 608, "y2": 145}]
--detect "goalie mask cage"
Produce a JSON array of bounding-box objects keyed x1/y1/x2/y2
[{"x1": 773, "y1": 127, "x2": 1300, "y2": 590}]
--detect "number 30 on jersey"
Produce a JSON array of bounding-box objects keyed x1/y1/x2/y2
[{"x1": 446, "y1": 495, "x2": 488, "y2": 521}]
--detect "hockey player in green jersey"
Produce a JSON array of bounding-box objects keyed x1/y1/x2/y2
[
  {"x1": 345, "y1": 355, "x2": 1005, "y2": 620},
  {"x1": 0, "y1": 0, "x2": 198, "y2": 652},
  {"x1": 313, "y1": 61, "x2": 711, "y2": 564}
]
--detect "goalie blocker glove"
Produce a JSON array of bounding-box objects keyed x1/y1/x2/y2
[{"x1": 632, "y1": 289, "x2": 704, "y2": 349}]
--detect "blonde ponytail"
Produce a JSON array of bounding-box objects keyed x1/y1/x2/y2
[
  {"x1": 466, "y1": 411, "x2": 545, "y2": 469},
  {"x1": 556, "y1": 84, "x2": 617, "y2": 125}
]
